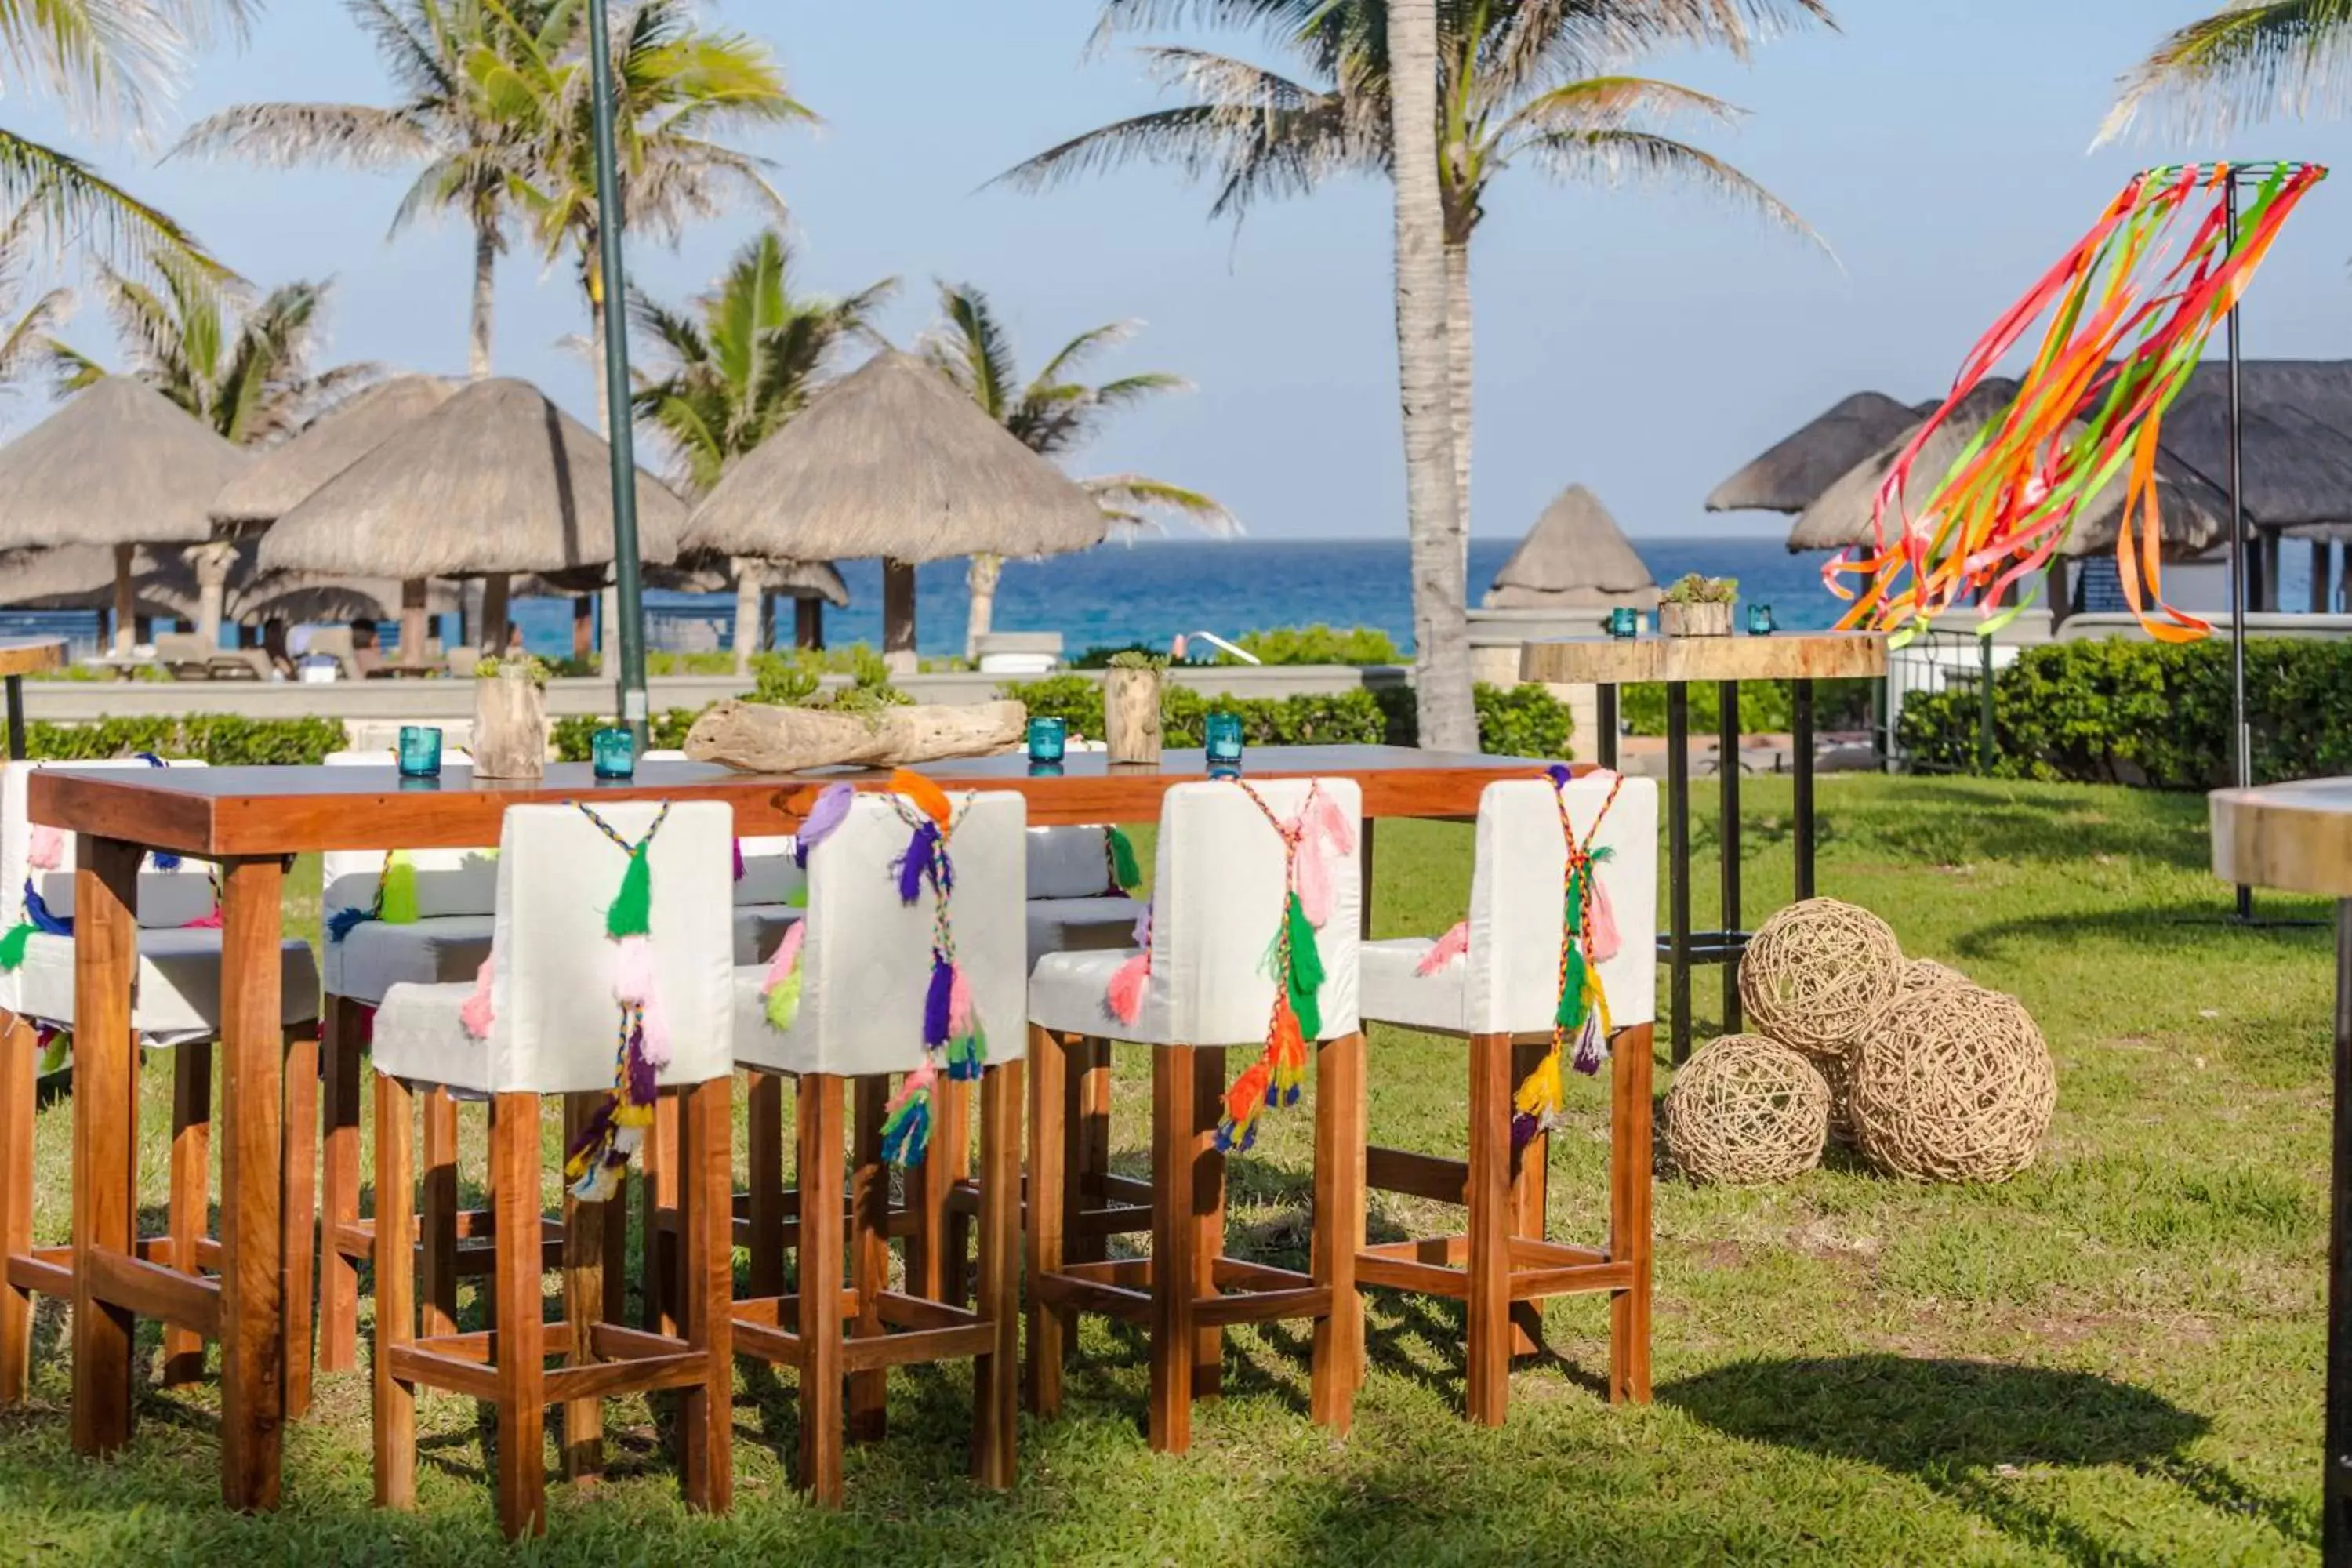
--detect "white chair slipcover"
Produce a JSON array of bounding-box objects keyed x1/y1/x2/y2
[
  {"x1": 1024, "y1": 824, "x2": 1145, "y2": 964},
  {"x1": 1029, "y1": 777, "x2": 1362, "y2": 1047}
]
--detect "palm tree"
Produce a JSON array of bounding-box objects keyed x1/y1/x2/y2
[
  {"x1": 50, "y1": 267, "x2": 379, "y2": 446},
  {"x1": 1005, "y1": 0, "x2": 1826, "y2": 539},
  {"x1": 920, "y1": 280, "x2": 1239, "y2": 661},
  {"x1": 176, "y1": 1, "x2": 562, "y2": 381},
  {"x1": 2103, "y1": 3, "x2": 2352, "y2": 140},
  {"x1": 0, "y1": 202, "x2": 75, "y2": 411},
  {"x1": 631, "y1": 228, "x2": 892, "y2": 670},
  {"x1": 2, "y1": 0, "x2": 251, "y2": 281}
]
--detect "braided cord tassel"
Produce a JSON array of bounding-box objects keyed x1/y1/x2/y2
[
  {"x1": 1215, "y1": 782, "x2": 1329, "y2": 1152},
  {"x1": 1512, "y1": 771, "x2": 1626, "y2": 1151},
  {"x1": 887, "y1": 786, "x2": 985, "y2": 1167},
  {"x1": 562, "y1": 803, "x2": 673, "y2": 1200}
]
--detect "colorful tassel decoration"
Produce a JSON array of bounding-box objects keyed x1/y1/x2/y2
[
  {"x1": 891, "y1": 768, "x2": 955, "y2": 829},
  {"x1": 761, "y1": 920, "x2": 806, "y2": 1032},
  {"x1": 379, "y1": 852, "x2": 418, "y2": 926},
  {"x1": 459, "y1": 956, "x2": 495, "y2": 1040},
  {"x1": 1213, "y1": 782, "x2": 1343, "y2": 1149},
  {"x1": 880, "y1": 784, "x2": 987, "y2": 1163},
  {"x1": 25, "y1": 826, "x2": 62, "y2": 871},
  {"x1": 23, "y1": 880, "x2": 68, "y2": 936},
  {"x1": 561, "y1": 803, "x2": 673, "y2": 1202},
  {"x1": 1283, "y1": 891, "x2": 1325, "y2": 1040},
  {"x1": 1512, "y1": 1048, "x2": 1565, "y2": 1151},
  {"x1": 34, "y1": 1026, "x2": 69, "y2": 1078},
  {"x1": 1214, "y1": 1054, "x2": 1274, "y2": 1152},
  {"x1": 1510, "y1": 770, "x2": 1629, "y2": 1149},
  {"x1": 325, "y1": 905, "x2": 372, "y2": 944},
  {"x1": 881, "y1": 1064, "x2": 936, "y2": 1166},
  {"x1": 1106, "y1": 949, "x2": 1149, "y2": 1026},
  {"x1": 794, "y1": 782, "x2": 855, "y2": 867},
  {"x1": 1105, "y1": 826, "x2": 1143, "y2": 894},
  {"x1": 0, "y1": 923, "x2": 30, "y2": 973},
  {"x1": 732, "y1": 838, "x2": 746, "y2": 881},
  {"x1": 924, "y1": 953, "x2": 956, "y2": 1047},
  {"x1": 898, "y1": 820, "x2": 939, "y2": 904},
  {"x1": 1418, "y1": 920, "x2": 1471, "y2": 975}
]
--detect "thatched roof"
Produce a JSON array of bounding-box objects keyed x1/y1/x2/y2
[
  {"x1": 682, "y1": 350, "x2": 1109, "y2": 564},
  {"x1": 1789, "y1": 379, "x2": 2230, "y2": 559},
  {"x1": 208, "y1": 375, "x2": 457, "y2": 529},
  {"x1": 1705, "y1": 391, "x2": 1918, "y2": 514},
  {"x1": 257, "y1": 377, "x2": 683, "y2": 579},
  {"x1": 0, "y1": 377, "x2": 249, "y2": 550},
  {"x1": 0, "y1": 541, "x2": 459, "y2": 622},
  {"x1": 2155, "y1": 391, "x2": 2352, "y2": 528},
  {"x1": 1483, "y1": 485, "x2": 1658, "y2": 610}
]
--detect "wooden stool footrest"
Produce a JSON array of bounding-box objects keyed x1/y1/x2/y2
[
  {"x1": 1356, "y1": 1233, "x2": 1626, "y2": 1301},
  {"x1": 85, "y1": 1250, "x2": 220, "y2": 1338},
  {"x1": 1366, "y1": 1145, "x2": 1469, "y2": 1204}
]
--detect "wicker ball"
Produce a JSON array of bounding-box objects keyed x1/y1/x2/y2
[
  {"x1": 1898, "y1": 958, "x2": 1969, "y2": 995},
  {"x1": 1848, "y1": 987, "x2": 2055, "y2": 1183},
  {"x1": 1664, "y1": 1034, "x2": 1831, "y2": 1185},
  {"x1": 1740, "y1": 898, "x2": 1904, "y2": 1060}
]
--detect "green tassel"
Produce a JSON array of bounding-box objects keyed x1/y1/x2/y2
[
  {"x1": 1285, "y1": 891, "x2": 1325, "y2": 1040},
  {"x1": 0, "y1": 922, "x2": 29, "y2": 972},
  {"x1": 35, "y1": 1030, "x2": 68, "y2": 1077},
  {"x1": 764, "y1": 970, "x2": 803, "y2": 1032},
  {"x1": 608, "y1": 842, "x2": 653, "y2": 939},
  {"x1": 1555, "y1": 868, "x2": 1587, "y2": 1030},
  {"x1": 379, "y1": 852, "x2": 419, "y2": 926},
  {"x1": 1107, "y1": 826, "x2": 1143, "y2": 893}
]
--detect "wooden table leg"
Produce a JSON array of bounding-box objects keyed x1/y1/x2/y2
[
  {"x1": 281, "y1": 1022, "x2": 318, "y2": 1422},
  {"x1": 162, "y1": 1039, "x2": 212, "y2": 1388},
  {"x1": 644, "y1": 1091, "x2": 681, "y2": 1336},
  {"x1": 373, "y1": 1071, "x2": 416, "y2": 1510},
  {"x1": 1065, "y1": 1037, "x2": 1112, "y2": 1267},
  {"x1": 746, "y1": 1070, "x2": 786, "y2": 1300},
  {"x1": 71, "y1": 835, "x2": 140, "y2": 1461},
  {"x1": 1311, "y1": 1030, "x2": 1366, "y2": 1437},
  {"x1": 218, "y1": 854, "x2": 288, "y2": 1511},
  {"x1": 318, "y1": 995, "x2": 365, "y2": 1375}
]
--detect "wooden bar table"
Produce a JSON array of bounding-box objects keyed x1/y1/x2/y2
[
  {"x1": 27, "y1": 742, "x2": 1548, "y2": 1510},
  {"x1": 2210, "y1": 778, "x2": 2352, "y2": 1566},
  {"x1": 0, "y1": 637, "x2": 64, "y2": 758},
  {"x1": 1519, "y1": 632, "x2": 1887, "y2": 1062}
]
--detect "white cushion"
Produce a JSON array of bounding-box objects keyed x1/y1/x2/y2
[
  {"x1": 326, "y1": 915, "x2": 494, "y2": 1005},
  {"x1": 1029, "y1": 777, "x2": 1361, "y2": 1047},
  {"x1": 375, "y1": 800, "x2": 735, "y2": 1095},
  {"x1": 735, "y1": 836, "x2": 804, "y2": 908},
  {"x1": 1027, "y1": 826, "x2": 1120, "y2": 900},
  {"x1": 1359, "y1": 936, "x2": 1465, "y2": 1034},
  {"x1": 2, "y1": 759, "x2": 219, "y2": 930},
  {"x1": 1025, "y1": 895, "x2": 1145, "y2": 966},
  {"x1": 320, "y1": 752, "x2": 497, "y2": 921},
  {"x1": 12, "y1": 927, "x2": 320, "y2": 1044},
  {"x1": 735, "y1": 903, "x2": 800, "y2": 965},
  {"x1": 735, "y1": 791, "x2": 1027, "y2": 1078}
]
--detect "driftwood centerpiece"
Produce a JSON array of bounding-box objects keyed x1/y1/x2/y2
[
  {"x1": 1102, "y1": 652, "x2": 1166, "y2": 766},
  {"x1": 473, "y1": 657, "x2": 550, "y2": 781},
  {"x1": 685, "y1": 698, "x2": 1027, "y2": 773}
]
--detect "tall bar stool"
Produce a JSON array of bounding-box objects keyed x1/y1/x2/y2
[
  {"x1": 1355, "y1": 770, "x2": 1659, "y2": 1423},
  {"x1": 0, "y1": 759, "x2": 321, "y2": 1416},
  {"x1": 727, "y1": 782, "x2": 1026, "y2": 1504},
  {"x1": 1025, "y1": 776, "x2": 1367, "y2": 1453},
  {"x1": 369, "y1": 800, "x2": 736, "y2": 1537}
]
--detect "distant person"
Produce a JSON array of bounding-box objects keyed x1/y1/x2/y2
[
  {"x1": 350, "y1": 617, "x2": 385, "y2": 677},
  {"x1": 261, "y1": 617, "x2": 293, "y2": 679},
  {"x1": 505, "y1": 622, "x2": 526, "y2": 655}
]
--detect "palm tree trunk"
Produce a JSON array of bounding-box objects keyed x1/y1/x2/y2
[
  {"x1": 1388, "y1": 0, "x2": 1474, "y2": 751},
  {"x1": 111, "y1": 544, "x2": 135, "y2": 658},
  {"x1": 1445, "y1": 238, "x2": 1474, "y2": 576},
  {"x1": 456, "y1": 209, "x2": 499, "y2": 663},
  {"x1": 964, "y1": 553, "x2": 1002, "y2": 663},
  {"x1": 732, "y1": 557, "x2": 765, "y2": 677},
  {"x1": 590, "y1": 272, "x2": 619, "y2": 679}
]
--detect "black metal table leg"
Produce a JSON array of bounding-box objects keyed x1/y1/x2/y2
[
  {"x1": 1719, "y1": 681, "x2": 1742, "y2": 1033},
  {"x1": 2331, "y1": 900, "x2": 2352, "y2": 1565},
  {"x1": 1596, "y1": 684, "x2": 1619, "y2": 771},
  {"x1": 6, "y1": 674, "x2": 24, "y2": 761},
  {"x1": 1667, "y1": 684, "x2": 1691, "y2": 1064},
  {"x1": 1794, "y1": 679, "x2": 1816, "y2": 902}
]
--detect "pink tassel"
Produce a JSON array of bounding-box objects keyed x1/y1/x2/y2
[
  {"x1": 1310, "y1": 789, "x2": 1356, "y2": 856},
  {"x1": 26, "y1": 826, "x2": 64, "y2": 871},
  {"x1": 1419, "y1": 920, "x2": 1471, "y2": 975},
  {"x1": 947, "y1": 964, "x2": 974, "y2": 1035},
  {"x1": 1296, "y1": 820, "x2": 1334, "y2": 928},
  {"x1": 1130, "y1": 900, "x2": 1153, "y2": 949},
  {"x1": 639, "y1": 992, "x2": 673, "y2": 1069},
  {"x1": 764, "y1": 919, "x2": 804, "y2": 988},
  {"x1": 183, "y1": 908, "x2": 223, "y2": 931},
  {"x1": 1106, "y1": 950, "x2": 1149, "y2": 1026},
  {"x1": 1587, "y1": 873, "x2": 1622, "y2": 964},
  {"x1": 459, "y1": 956, "x2": 495, "y2": 1040},
  {"x1": 612, "y1": 933, "x2": 655, "y2": 1006}
]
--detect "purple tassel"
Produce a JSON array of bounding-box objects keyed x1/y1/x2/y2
[
  {"x1": 923, "y1": 953, "x2": 954, "y2": 1047},
  {"x1": 1546, "y1": 762, "x2": 1575, "y2": 789},
  {"x1": 1570, "y1": 1014, "x2": 1606, "y2": 1076},
  {"x1": 625, "y1": 1018, "x2": 657, "y2": 1104},
  {"x1": 732, "y1": 838, "x2": 746, "y2": 881},
  {"x1": 897, "y1": 821, "x2": 939, "y2": 904},
  {"x1": 1511, "y1": 1111, "x2": 1541, "y2": 1152},
  {"x1": 793, "y1": 782, "x2": 855, "y2": 868}
]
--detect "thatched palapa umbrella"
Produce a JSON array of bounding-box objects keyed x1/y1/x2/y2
[
  {"x1": 684, "y1": 350, "x2": 1107, "y2": 668},
  {"x1": 259, "y1": 377, "x2": 684, "y2": 654},
  {"x1": 0, "y1": 376, "x2": 249, "y2": 654},
  {"x1": 1483, "y1": 485, "x2": 1658, "y2": 610},
  {"x1": 1706, "y1": 391, "x2": 1918, "y2": 514},
  {"x1": 209, "y1": 376, "x2": 459, "y2": 654},
  {"x1": 0, "y1": 542, "x2": 461, "y2": 630}
]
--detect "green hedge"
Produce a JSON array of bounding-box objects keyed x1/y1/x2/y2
[
  {"x1": 1002, "y1": 676, "x2": 1573, "y2": 757},
  {"x1": 1073, "y1": 624, "x2": 1404, "y2": 668},
  {"x1": 25, "y1": 716, "x2": 348, "y2": 766},
  {"x1": 1617, "y1": 677, "x2": 1876, "y2": 738},
  {"x1": 553, "y1": 710, "x2": 702, "y2": 762},
  {"x1": 1896, "y1": 637, "x2": 2352, "y2": 787}
]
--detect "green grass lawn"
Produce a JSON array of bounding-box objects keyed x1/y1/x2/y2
[{"x1": 0, "y1": 775, "x2": 2332, "y2": 1564}]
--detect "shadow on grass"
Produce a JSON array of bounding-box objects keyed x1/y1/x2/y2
[
  {"x1": 1664, "y1": 1353, "x2": 2310, "y2": 1566},
  {"x1": 1946, "y1": 898, "x2": 2335, "y2": 964}
]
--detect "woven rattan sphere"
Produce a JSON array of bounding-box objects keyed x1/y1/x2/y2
[
  {"x1": 1898, "y1": 958, "x2": 1969, "y2": 995},
  {"x1": 1740, "y1": 898, "x2": 1904, "y2": 1060},
  {"x1": 1849, "y1": 987, "x2": 2055, "y2": 1183},
  {"x1": 1664, "y1": 1034, "x2": 1831, "y2": 1185}
]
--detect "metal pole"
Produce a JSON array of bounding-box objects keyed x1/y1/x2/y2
[
  {"x1": 1978, "y1": 634, "x2": 1996, "y2": 774},
  {"x1": 1792, "y1": 680, "x2": 1816, "y2": 902},
  {"x1": 1666, "y1": 683, "x2": 1692, "y2": 1064},
  {"x1": 2228, "y1": 176, "x2": 2253, "y2": 921},
  {"x1": 1717, "y1": 681, "x2": 1742, "y2": 1034},
  {"x1": 2330, "y1": 900, "x2": 2352, "y2": 1564},
  {"x1": 586, "y1": 0, "x2": 651, "y2": 746}
]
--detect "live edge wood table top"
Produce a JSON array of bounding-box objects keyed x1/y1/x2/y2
[
  {"x1": 28, "y1": 745, "x2": 1559, "y2": 856},
  {"x1": 34, "y1": 742, "x2": 1554, "y2": 1513},
  {"x1": 1516, "y1": 630, "x2": 1888, "y2": 687}
]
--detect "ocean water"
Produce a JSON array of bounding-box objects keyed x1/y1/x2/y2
[{"x1": 513, "y1": 535, "x2": 1838, "y2": 660}]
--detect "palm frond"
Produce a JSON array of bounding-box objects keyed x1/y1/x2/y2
[
  {"x1": 1033, "y1": 319, "x2": 1140, "y2": 389},
  {"x1": 0, "y1": 284, "x2": 74, "y2": 388},
  {"x1": 2101, "y1": 0, "x2": 2352, "y2": 141},
  {"x1": 1497, "y1": 74, "x2": 1747, "y2": 140},
  {"x1": 172, "y1": 100, "x2": 436, "y2": 170},
  {"x1": 1517, "y1": 127, "x2": 1826, "y2": 252},
  {"x1": 0, "y1": 129, "x2": 230, "y2": 282},
  {"x1": 43, "y1": 336, "x2": 107, "y2": 397},
  {"x1": 1083, "y1": 472, "x2": 1243, "y2": 537},
  {"x1": 0, "y1": 0, "x2": 257, "y2": 130}
]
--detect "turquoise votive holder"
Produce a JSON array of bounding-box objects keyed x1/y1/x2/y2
[
  {"x1": 1027, "y1": 716, "x2": 1066, "y2": 764},
  {"x1": 397, "y1": 725, "x2": 441, "y2": 779},
  {"x1": 592, "y1": 727, "x2": 636, "y2": 780},
  {"x1": 1205, "y1": 710, "x2": 1244, "y2": 768},
  {"x1": 1609, "y1": 606, "x2": 1642, "y2": 638},
  {"x1": 1747, "y1": 603, "x2": 1777, "y2": 636}
]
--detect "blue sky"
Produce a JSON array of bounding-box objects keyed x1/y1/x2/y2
[{"x1": 12, "y1": 1, "x2": 2352, "y2": 540}]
